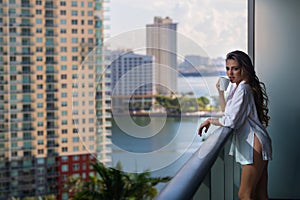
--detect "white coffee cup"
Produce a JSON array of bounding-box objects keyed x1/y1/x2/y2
[{"x1": 219, "y1": 77, "x2": 230, "y2": 91}]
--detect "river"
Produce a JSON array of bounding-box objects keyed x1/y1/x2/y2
[{"x1": 110, "y1": 76, "x2": 221, "y2": 181}]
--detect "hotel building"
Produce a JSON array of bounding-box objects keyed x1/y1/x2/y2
[
  {"x1": 146, "y1": 16, "x2": 178, "y2": 95},
  {"x1": 0, "y1": 0, "x2": 111, "y2": 199},
  {"x1": 108, "y1": 50, "x2": 154, "y2": 112}
]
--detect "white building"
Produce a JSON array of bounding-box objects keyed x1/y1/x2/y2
[
  {"x1": 108, "y1": 50, "x2": 154, "y2": 111},
  {"x1": 146, "y1": 16, "x2": 178, "y2": 95}
]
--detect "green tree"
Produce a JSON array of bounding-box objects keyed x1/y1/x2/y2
[{"x1": 67, "y1": 161, "x2": 171, "y2": 200}]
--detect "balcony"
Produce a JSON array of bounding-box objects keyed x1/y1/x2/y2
[
  {"x1": 45, "y1": 14, "x2": 57, "y2": 18},
  {"x1": 46, "y1": 106, "x2": 58, "y2": 111},
  {"x1": 45, "y1": 4, "x2": 58, "y2": 9},
  {"x1": 46, "y1": 116, "x2": 58, "y2": 120},
  {"x1": 45, "y1": 88, "x2": 58, "y2": 92},
  {"x1": 21, "y1": 108, "x2": 35, "y2": 112},
  {"x1": 45, "y1": 79, "x2": 58, "y2": 83},
  {"x1": 155, "y1": 127, "x2": 235, "y2": 200},
  {"x1": 46, "y1": 143, "x2": 59, "y2": 148},
  {"x1": 45, "y1": 97, "x2": 58, "y2": 102},
  {"x1": 46, "y1": 134, "x2": 59, "y2": 139}
]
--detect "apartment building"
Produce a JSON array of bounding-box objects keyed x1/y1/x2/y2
[
  {"x1": 108, "y1": 50, "x2": 155, "y2": 112},
  {"x1": 146, "y1": 16, "x2": 178, "y2": 95},
  {"x1": 0, "y1": 0, "x2": 111, "y2": 199}
]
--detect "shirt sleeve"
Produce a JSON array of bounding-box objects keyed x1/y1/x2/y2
[{"x1": 219, "y1": 86, "x2": 250, "y2": 129}]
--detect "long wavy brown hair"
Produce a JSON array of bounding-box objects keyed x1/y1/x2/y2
[{"x1": 226, "y1": 50, "x2": 270, "y2": 127}]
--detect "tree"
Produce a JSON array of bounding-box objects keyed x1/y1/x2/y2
[{"x1": 67, "y1": 161, "x2": 171, "y2": 200}]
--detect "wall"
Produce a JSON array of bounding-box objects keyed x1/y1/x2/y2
[{"x1": 255, "y1": 0, "x2": 300, "y2": 198}]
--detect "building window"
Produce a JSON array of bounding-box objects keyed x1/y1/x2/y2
[
  {"x1": 37, "y1": 121, "x2": 43, "y2": 126},
  {"x1": 71, "y1": 1, "x2": 77, "y2": 7},
  {"x1": 38, "y1": 149, "x2": 44, "y2": 154},
  {"x1": 72, "y1": 47, "x2": 78, "y2": 52},
  {"x1": 62, "y1": 138, "x2": 67, "y2": 143},
  {"x1": 61, "y1": 65, "x2": 67, "y2": 70},
  {"x1": 60, "y1": 1, "x2": 66, "y2": 6},
  {"x1": 62, "y1": 129, "x2": 68, "y2": 134},
  {"x1": 61, "y1": 101, "x2": 67, "y2": 107},
  {"x1": 71, "y1": 38, "x2": 78, "y2": 43},
  {"x1": 60, "y1": 10, "x2": 66, "y2": 15},
  {"x1": 72, "y1": 65, "x2": 78, "y2": 70},
  {"x1": 61, "y1": 56, "x2": 67, "y2": 61},
  {"x1": 36, "y1": 10, "x2": 42, "y2": 14},
  {"x1": 37, "y1": 131, "x2": 43, "y2": 136},
  {"x1": 37, "y1": 112, "x2": 43, "y2": 117},
  {"x1": 62, "y1": 147, "x2": 68, "y2": 153},
  {"x1": 36, "y1": 56, "x2": 43, "y2": 61},
  {"x1": 72, "y1": 29, "x2": 78, "y2": 34},
  {"x1": 36, "y1": 28, "x2": 42, "y2": 33},
  {"x1": 60, "y1": 38, "x2": 67, "y2": 43},
  {"x1": 73, "y1": 155, "x2": 80, "y2": 161},
  {"x1": 72, "y1": 56, "x2": 78, "y2": 61},
  {"x1": 37, "y1": 103, "x2": 43, "y2": 108},
  {"x1": 60, "y1": 29, "x2": 67, "y2": 34},
  {"x1": 60, "y1": 47, "x2": 67, "y2": 52},
  {"x1": 61, "y1": 74, "x2": 67, "y2": 79},
  {"x1": 60, "y1": 19, "x2": 67, "y2": 25},
  {"x1": 36, "y1": 47, "x2": 43, "y2": 52},
  {"x1": 73, "y1": 146, "x2": 79, "y2": 152},
  {"x1": 71, "y1": 10, "x2": 78, "y2": 16},
  {"x1": 36, "y1": 37, "x2": 42, "y2": 43},
  {"x1": 37, "y1": 65, "x2": 43, "y2": 71},
  {"x1": 72, "y1": 137, "x2": 79, "y2": 143},
  {"x1": 71, "y1": 20, "x2": 78, "y2": 25},
  {"x1": 36, "y1": 18, "x2": 42, "y2": 24},
  {"x1": 61, "y1": 164, "x2": 68, "y2": 171}
]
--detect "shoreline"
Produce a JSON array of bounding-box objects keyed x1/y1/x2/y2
[{"x1": 113, "y1": 111, "x2": 223, "y2": 118}]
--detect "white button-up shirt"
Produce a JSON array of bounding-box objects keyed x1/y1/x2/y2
[{"x1": 219, "y1": 81, "x2": 272, "y2": 165}]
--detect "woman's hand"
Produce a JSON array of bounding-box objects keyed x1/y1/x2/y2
[
  {"x1": 216, "y1": 79, "x2": 223, "y2": 94},
  {"x1": 198, "y1": 118, "x2": 223, "y2": 136},
  {"x1": 198, "y1": 119, "x2": 211, "y2": 137}
]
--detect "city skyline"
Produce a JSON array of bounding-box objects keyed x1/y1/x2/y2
[{"x1": 110, "y1": 0, "x2": 247, "y2": 58}]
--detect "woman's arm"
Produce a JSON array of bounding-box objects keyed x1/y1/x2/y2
[{"x1": 198, "y1": 118, "x2": 222, "y2": 136}]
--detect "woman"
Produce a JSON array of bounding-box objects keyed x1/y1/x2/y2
[{"x1": 198, "y1": 50, "x2": 272, "y2": 200}]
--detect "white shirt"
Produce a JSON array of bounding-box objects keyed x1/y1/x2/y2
[{"x1": 219, "y1": 81, "x2": 272, "y2": 165}]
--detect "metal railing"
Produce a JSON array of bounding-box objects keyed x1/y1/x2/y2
[{"x1": 155, "y1": 127, "x2": 235, "y2": 200}]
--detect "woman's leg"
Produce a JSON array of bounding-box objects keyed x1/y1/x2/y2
[
  {"x1": 238, "y1": 135, "x2": 268, "y2": 200},
  {"x1": 255, "y1": 162, "x2": 269, "y2": 200}
]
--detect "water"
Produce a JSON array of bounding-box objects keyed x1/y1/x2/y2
[
  {"x1": 177, "y1": 76, "x2": 219, "y2": 97},
  {"x1": 110, "y1": 76, "x2": 220, "y2": 180}
]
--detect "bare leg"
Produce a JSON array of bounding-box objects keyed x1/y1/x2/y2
[
  {"x1": 238, "y1": 135, "x2": 268, "y2": 200},
  {"x1": 255, "y1": 162, "x2": 269, "y2": 200}
]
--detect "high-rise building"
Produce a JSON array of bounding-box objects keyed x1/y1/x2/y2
[
  {"x1": 146, "y1": 16, "x2": 178, "y2": 95},
  {"x1": 108, "y1": 50, "x2": 155, "y2": 112},
  {"x1": 0, "y1": 0, "x2": 111, "y2": 199}
]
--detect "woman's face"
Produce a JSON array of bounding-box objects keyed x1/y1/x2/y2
[{"x1": 226, "y1": 59, "x2": 243, "y2": 85}]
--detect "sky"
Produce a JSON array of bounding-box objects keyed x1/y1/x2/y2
[{"x1": 109, "y1": 0, "x2": 248, "y2": 58}]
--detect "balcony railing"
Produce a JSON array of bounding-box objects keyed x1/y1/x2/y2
[{"x1": 155, "y1": 127, "x2": 236, "y2": 200}]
